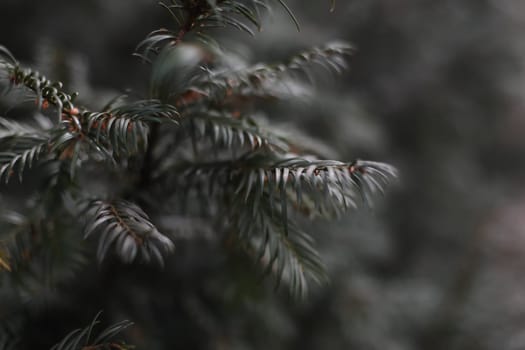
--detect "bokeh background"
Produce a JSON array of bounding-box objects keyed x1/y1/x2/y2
[{"x1": 1, "y1": 0, "x2": 525, "y2": 349}]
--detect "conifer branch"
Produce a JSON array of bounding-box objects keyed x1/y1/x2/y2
[
  {"x1": 136, "y1": 0, "x2": 313, "y2": 61},
  {"x1": 160, "y1": 42, "x2": 353, "y2": 109},
  {"x1": 180, "y1": 149, "x2": 397, "y2": 220},
  {"x1": 50, "y1": 312, "x2": 134, "y2": 350},
  {"x1": 158, "y1": 148, "x2": 396, "y2": 297},
  {"x1": 233, "y1": 199, "x2": 326, "y2": 298},
  {"x1": 0, "y1": 140, "x2": 48, "y2": 183},
  {"x1": 182, "y1": 110, "x2": 289, "y2": 152},
  {"x1": 83, "y1": 200, "x2": 175, "y2": 265},
  {"x1": 0, "y1": 48, "x2": 180, "y2": 172},
  {"x1": 0, "y1": 0, "x2": 395, "y2": 304},
  {"x1": 0, "y1": 118, "x2": 50, "y2": 183}
]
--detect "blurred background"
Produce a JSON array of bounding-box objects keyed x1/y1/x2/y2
[{"x1": 1, "y1": 0, "x2": 525, "y2": 349}]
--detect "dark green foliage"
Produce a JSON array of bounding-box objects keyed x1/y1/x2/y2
[
  {"x1": 0, "y1": 0, "x2": 396, "y2": 294},
  {"x1": 83, "y1": 199, "x2": 175, "y2": 265},
  {"x1": 170, "y1": 150, "x2": 395, "y2": 294},
  {"x1": 50, "y1": 312, "x2": 133, "y2": 350},
  {"x1": 136, "y1": 0, "x2": 304, "y2": 61},
  {"x1": 0, "y1": 0, "x2": 397, "y2": 347},
  {"x1": 82, "y1": 100, "x2": 179, "y2": 157},
  {"x1": 180, "y1": 42, "x2": 353, "y2": 103}
]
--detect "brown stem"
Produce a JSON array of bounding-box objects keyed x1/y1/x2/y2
[{"x1": 109, "y1": 204, "x2": 144, "y2": 245}]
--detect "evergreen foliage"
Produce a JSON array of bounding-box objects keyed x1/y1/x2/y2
[
  {"x1": 50, "y1": 312, "x2": 133, "y2": 350},
  {"x1": 0, "y1": 0, "x2": 396, "y2": 347}
]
